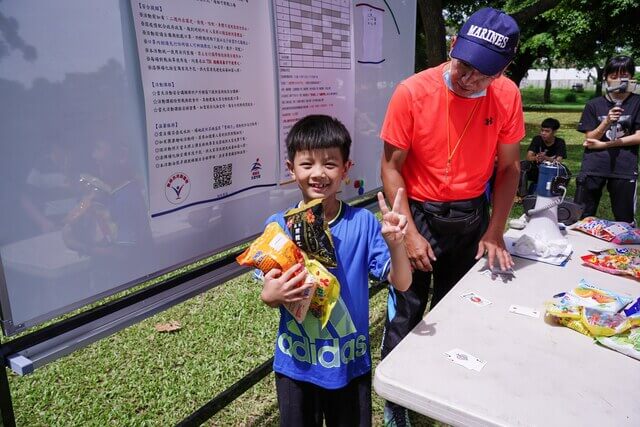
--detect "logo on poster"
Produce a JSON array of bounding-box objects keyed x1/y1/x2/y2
[
  {"x1": 250, "y1": 158, "x2": 262, "y2": 180},
  {"x1": 165, "y1": 172, "x2": 191, "y2": 204}
]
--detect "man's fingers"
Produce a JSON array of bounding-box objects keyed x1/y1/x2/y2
[
  {"x1": 377, "y1": 192, "x2": 390, "y2": 215},
  {"x1": 392, "y1": 188, "x2": 404, "y2": 212},
  {"x1": 414, "y1": 258, "x2": 432, "y2": 272}
]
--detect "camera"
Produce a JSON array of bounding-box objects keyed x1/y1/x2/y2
[{"x1": 607, "y1": 78, "x2": 637, "y2": 93}]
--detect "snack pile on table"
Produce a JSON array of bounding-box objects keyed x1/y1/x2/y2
[{"x1": 545, "y1": 280, "x2": 640, "y2": 360}]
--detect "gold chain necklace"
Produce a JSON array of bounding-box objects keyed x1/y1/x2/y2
[{"x1": 444, "y1": 85, "x2": 481, "y2": 179}]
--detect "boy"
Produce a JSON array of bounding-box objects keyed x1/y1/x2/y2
[
  {"x1": 259, "y1": 115, "x2": 411, "y2": 426},
  {"x1": 522, "y1": 117, "x2": 567, "y2": 194}
]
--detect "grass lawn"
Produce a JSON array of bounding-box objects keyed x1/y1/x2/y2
[{"x1": 3, "y1": 108, "x2": 632, "y2": 426}]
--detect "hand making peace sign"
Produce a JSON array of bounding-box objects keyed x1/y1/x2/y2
[{"x1": 377, "y1": 188, "x2": 408, "y2": 245}]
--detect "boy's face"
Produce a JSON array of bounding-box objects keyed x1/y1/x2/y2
[
  {"x1": 539, "y1": 127, "x2": 555, "y2": 143},
  {"x1": 287, "y1": 148, "x2": 350, "y2": 204}
]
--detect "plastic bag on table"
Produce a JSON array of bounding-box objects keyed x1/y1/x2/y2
[
  {"x1": 581, "y1": 248, "x2": 640, "y2": 280},
  {"x1": 574, "y1": 217, "x2": 640, "y2": 244}
]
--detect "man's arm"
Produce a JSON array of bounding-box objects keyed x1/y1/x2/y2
[
  {"x1": 584, "y1": 130, "x2": 640, "y2": 150},
  {"x1": 476, "y1": 142, "x2": 520, "y2": 270},
  {"x1": 381, "y1": 142, "x2": 436, "y2": 271},
  {"x1": 525, "y1": 149, "x2": 537, "y2": 162},
  {"x1": 584, "y1": 105, "x2": 623, "y2": 139}
]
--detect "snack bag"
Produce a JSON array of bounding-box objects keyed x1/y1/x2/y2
[
  {"x1": 284, "y1": 199, "x2": 337, "y2": 268},
  {"x1": 237, "y1": 222, "x2": 314, "y2": 323},
  {"x1": 545, "y1": 293, "x2": 582, "y2": 319},
  {"x1": 237, "y1": 222, "x2": 303, "y2": 273},
  {"x1": 566, "y1": 280, "x2": 632, "y2": 313},
  {"x1": 304, "y1": 255, "x2": 340, "y2": 329},
  {"x1": 581, "y1": 308, "x2": 633, "y2": 337},
  {"x1": 595, "y1": 328, "x2": 640, "y2": 360},
  {"x1": 581, "y1": 248, "x2": 640, "y2": 280},
  {"x1": 282, "y1": 271, "x2": 316, "y2": 323},
  {"x1": 574, "y1": 217, "x2": 640, "y2": 244}
]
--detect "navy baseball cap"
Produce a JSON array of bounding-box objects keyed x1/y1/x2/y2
[{"x1": 450, "y1": 7, "x2": 519, "y2": 76}]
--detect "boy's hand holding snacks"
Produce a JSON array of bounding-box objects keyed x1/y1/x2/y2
[
  {"x1": 377, "y1": 188, "x2": 408, "y2": 246},
  {"x1": 237, "y1": 203, "x2": 340, "y2": 328},
  {"x1": 261, "y1": 263, "x2": 312, "y2": 307}
]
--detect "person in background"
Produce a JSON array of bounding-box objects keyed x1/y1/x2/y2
[
  {"x1": 577, "y1": 55, "x2": 640, "y2": 223},
  {"x1": 521, "y1": 117, "x2": 567, "y2": 195},
  {"x1": 379, "y1": 7, "x2": 524, "y2": 426},
  {"x1": 259, "y1": 115, "x2": 411, "y2": 426}
]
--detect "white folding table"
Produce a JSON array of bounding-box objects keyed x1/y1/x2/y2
[{"x1": 374, "y1": 228, "x2": 640, "y2": 426}]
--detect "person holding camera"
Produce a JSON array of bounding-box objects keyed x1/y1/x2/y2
[{"x1": 577, "y1": 55, "x2": 640, "y2": 223}]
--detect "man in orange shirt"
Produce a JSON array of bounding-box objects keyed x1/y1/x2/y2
[{"x1": 379, "y1": 8, "x2": 524, "y2": 425}]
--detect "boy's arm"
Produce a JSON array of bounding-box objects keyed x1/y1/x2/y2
[{"x1": 377, "y1": 190, "x2": 411, "y2": 291}]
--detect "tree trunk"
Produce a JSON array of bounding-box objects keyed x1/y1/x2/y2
[
  {"x1": 508, "y1": 50, "x2": 537, "y2": 87},
  {"x1": 594, "y1": 66, "x2": 603, "y2": 97},
  {"x1": 544, "y1": 65, "x2": 552, "y2": 103},
  {"x1": 417, "y1": 0, "x2": 446, "y2": 68}
]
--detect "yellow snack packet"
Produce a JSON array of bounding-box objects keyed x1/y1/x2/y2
[{"x1": 304, "y1": 254, "x2": 340, "y2": 329}]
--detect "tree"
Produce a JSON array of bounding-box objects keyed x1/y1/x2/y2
[{"x1": 415, "y1": 0, "x2": 640, "y2": 95}]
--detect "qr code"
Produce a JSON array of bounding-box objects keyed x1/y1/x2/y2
[{"x1": 213, "y1": 163, "x2": 232, "y2": 189}]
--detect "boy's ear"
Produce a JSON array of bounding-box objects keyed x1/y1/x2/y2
[
  {"x1": 343, "y1": 159, "x2": 353, "y2": 178},
  {"x1": 286, "y1": 160, "x2": 295, "y2": 178}
]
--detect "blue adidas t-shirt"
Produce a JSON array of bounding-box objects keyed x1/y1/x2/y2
[{"x1": 261, "y1": 202, "x2": 390, "y2": 389}]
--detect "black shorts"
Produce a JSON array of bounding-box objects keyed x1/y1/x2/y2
[{"x1": 275, "y1": 371, "x2": 371, "y2": 427}]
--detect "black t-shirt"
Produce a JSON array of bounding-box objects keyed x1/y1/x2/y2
[
  {"x1": 577, "y1": 93, "x2": 640, "y2": 178},
  {"x1": 527, "y1": 135, "x2": 567, "y2": 159}
]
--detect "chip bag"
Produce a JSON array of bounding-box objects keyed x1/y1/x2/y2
[
  {"x1": 304, "y1": 254, "x2": 340, "y2": 329},
  {"x1": 236, "y1": 222, "x2": 303, "y2": 273},
  {"x1": 595, "y1": 328, "x2": 640, "y2": 360},
  {"x1": 284, "y1": 199, "x2": 337, "y2": 268},
  {"x1": 545, "y1": 281, "x2": 637, "y2": 338},
  {"x1": 574, "y1": 217, "x2": 640, "y2": 244},
  {"x1": 581, "y1": 248, "x2": 640, "y2": 280}
]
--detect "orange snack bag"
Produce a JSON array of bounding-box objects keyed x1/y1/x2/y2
[
  {"x1": 236, "y1": 222, "x2": 303, "y2": 273},
  {"x1": 237, "y1": 222, "x2": 312, "y2": 323}
]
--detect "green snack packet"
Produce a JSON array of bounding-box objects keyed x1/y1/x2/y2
[{"x1": 284, "y1": 199, "x2": 337, "y2": 268}]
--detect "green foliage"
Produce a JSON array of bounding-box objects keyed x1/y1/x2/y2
[
  {"x1": 563, "y1": 92, "x2": 577, "y2": 102},
  {"x1": 520, "y1": 87, "x2": 592, "y2": 108}
]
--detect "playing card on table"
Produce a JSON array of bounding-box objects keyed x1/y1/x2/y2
[
  {"x1": 460, "y1": 291, "x2": 492, "y2": 307},
  {"x1": 444, "y1": 348, "x2": 486, "y2": 371},
  {"x1": 508, "y1": 304, "x2": 540, "y2": 318}
]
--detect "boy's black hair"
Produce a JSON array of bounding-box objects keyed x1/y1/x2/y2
[
  {"x1": 286, "y1": 115, "x2": 351, "y2": 162},
  {"x1": 541, "y1": 117, "x2": 560, "y2": 131},
  {"x1": 604, "y1": 55, "x2": 635, "y2": 78}
]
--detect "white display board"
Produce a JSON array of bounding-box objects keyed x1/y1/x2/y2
[{"x1": 0, "y1": 0, "x2": 415, "y2": 335}]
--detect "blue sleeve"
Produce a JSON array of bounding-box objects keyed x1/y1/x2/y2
[{"x1": 366, "y1": 212, "x2": 391, "y2": 281}]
